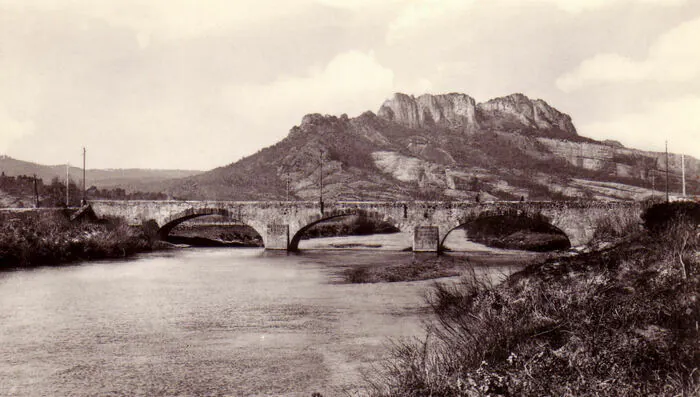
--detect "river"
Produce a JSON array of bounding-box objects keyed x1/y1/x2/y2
[{"x1": 0, "y1": 234, "x2": 529, "y2": 397}]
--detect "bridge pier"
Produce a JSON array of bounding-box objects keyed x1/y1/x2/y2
[
  {"x1": 413, "y1": 226, "x2": 439, "y2": 252},
  {"x1": 265, "y1": 224, "x2": 290, "y2": 250}
]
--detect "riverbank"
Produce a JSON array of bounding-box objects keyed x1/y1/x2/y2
[
  {"x1": 0, "y1": 211, "x2": 154, "y2": 269},
  {"x1": 367, "y1": 203, "x2": 700, "y2": 396}
]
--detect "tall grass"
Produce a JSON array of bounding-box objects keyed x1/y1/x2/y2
[
  {"x1": 590, "y1": 205, "x2": 644, "y2": 246},
  {"x1": 0, "y1": 212, "x2": 152, "y2": 269},
  {"x1": 366, "y1": 204, "x2": 700, "y2": 396}
]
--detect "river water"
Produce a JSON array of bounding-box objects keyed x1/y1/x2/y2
[{"x1": 0, "y1": 234, "x2": 528, "y2": 397}]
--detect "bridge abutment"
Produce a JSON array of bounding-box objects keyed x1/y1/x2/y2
[
  {"x1": 265, "y1": 224, "x2": 290, "y2": 250},
  {"x1": 413, "y1": 226, "x2": 439, "y2": 252}
]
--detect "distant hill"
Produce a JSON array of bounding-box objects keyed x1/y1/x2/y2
[
  {"x1": 0, "y1": 155, "x2": 202, "y2": 191},
  {"x1": 164, "y1": 92, "x2": 699, "y2": 201}
]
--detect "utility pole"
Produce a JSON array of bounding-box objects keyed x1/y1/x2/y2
[
  {"x1": 66, "y1": 163, "x2": 70, "y2": 207},
  {"x1": 682, "y1": 153, "x2": 686, "y2": 197},
  {"x1": 82, "y1": 147, "x2": 86, "y2": 205},
  {"x1": 319, "y1": 149, "x2": 324, "y2": 214},
  {"x1": 33, "y1": 174, "x2": 39, "y2": 208},
  {"x1": 665, "y1": 140, "x2": 670, "y2": 202}
]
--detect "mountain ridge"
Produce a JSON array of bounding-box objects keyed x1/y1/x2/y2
[{"x1": 0, "y1": 155, "x2": 202, "y2": 191}]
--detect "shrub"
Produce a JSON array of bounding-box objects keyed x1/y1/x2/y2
[
  {"x1": 0, "y1": 212, "x2": 152, "y2": 269},
  {"x1": 591, "y1": 206, "x2": 643, "y2": 245},
  {"x1": 642, "y1": 201, "x2": 700, "y2": 233}
]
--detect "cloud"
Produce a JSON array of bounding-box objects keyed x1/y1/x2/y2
[
  {"x1": 0, "y1": 109, "x2": 35, "y2": 153},
  {"x1": 3, "y1": 0, "x2": 314, "y2": 40},
  {"x1": 533, "y1": 0, "x2": 687, "y2": 13},
  {"x1": 225, "y1": 51, "x2": 396, "y2": 123},
  {"x1": 386, "y1": 0, "x2": 688, "y2": 44},
  {"x1": 557, "y1": 16, "x2": 700, "y2": 91},
  {"x1": 316, "y1": 0, "x2": 400, "y2": 8},
  {"x1": 580, "y1": 95, "x2": 700, "y2": 158},
  {"x1": 386, "y1": 0, "x2": 474, "y2": 44},
  {"x1": 219, "y1": 50, "x2": 431, "y2": 160}
]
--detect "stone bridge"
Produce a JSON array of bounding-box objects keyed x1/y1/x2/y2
[{"x1": 89, "y1": 200, "x2": 641, "y2": 251}]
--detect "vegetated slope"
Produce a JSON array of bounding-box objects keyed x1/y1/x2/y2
[
  {"x1": 369, "y1": 202, "x2": 699, "y2": 396},
  {"x1": 0, "y1": 155, "x2": 202, "y2": 191},
  {"x1": 165, "y1": 92, "x2": 700, "y2": 201}
]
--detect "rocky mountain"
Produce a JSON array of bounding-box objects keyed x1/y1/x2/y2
[
  {"x1": 0, "y1": 155, "x2": 202, "y2": 191},
  {"x1": 377, "y1": 93, "x2": 578, "y2": 139},
  {"x1": 165, "y1": 92, "x2": 698, "y2": 201}
]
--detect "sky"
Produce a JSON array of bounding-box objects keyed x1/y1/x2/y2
[{"x1": 0, "y1": 0, "x2": 699, "y2": 170}]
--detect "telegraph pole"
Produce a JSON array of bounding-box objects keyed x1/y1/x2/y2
[
  {"x1": 665, "y1": 140, "x2": 670, "y2": 202},
  {"x1": 66, "y1": 163, "x2": 70, "y2": 207},
  {"x1": 682, "y1": 153, "x2": 686, "y2": 197},
  {"x1": 319, "y1": 149, "x2": 324, "y2": 214},
  {"x1": 82, "y1": 147, "x2": 86, "y2": 204},
  {"x1": 33, "y1": 174, "x2": 39, "y2": 208}
]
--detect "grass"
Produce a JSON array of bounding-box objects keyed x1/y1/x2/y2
[
  {"x1": 0, "y1": 211, "x2": 153, "y2": 269},
  {"x1": 364, "y1": 203, "x2": 700, "y2": 396},
  {"x1": 589, "y1": 203, "x2": 644, "y2": 249}
]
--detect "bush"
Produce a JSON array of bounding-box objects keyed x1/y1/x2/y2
[
  {"x1": 591, "y1": 206, "x2": 643, "y2": 246},
  {"x1": 642, "y1": 201, "x2": 700, "y2": 233},
  {"x1": 0, "y1": 212, "x2": 152, "y2": 269}
]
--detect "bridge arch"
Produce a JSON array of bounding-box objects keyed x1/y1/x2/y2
[
  {"x1": 439, "y1": 211, "x2": 571, "y2": 251},
  {"x1": 157, "y1": 208, "x2": 264, "y2": 245},
  {"x1": 288, "y1": 208, "x2": 404, "y2": 251}
]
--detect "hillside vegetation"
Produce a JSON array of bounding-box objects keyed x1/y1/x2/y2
[{"x1": 0, "y1": 212, "x2": 153, "y2": 269}]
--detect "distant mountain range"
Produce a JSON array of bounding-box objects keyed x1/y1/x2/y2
[
  {"x1": 0, "y1": 155, "x2": 202, "y2": 191},
  {"x1": 161, "y1": 92, "x2": 698, "y2": 201}
]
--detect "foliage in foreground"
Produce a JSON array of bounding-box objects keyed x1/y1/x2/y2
[
  {"x1": 366, "y1": 205, "x2": 700, "y2": 396},
  {"x1": 0, "y1": 212, "x2": 152, "y2": 269}
]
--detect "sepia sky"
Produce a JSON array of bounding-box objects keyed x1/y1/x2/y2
[{"x1": 1, "y1": 0, "x2": 699, "y2": 170}]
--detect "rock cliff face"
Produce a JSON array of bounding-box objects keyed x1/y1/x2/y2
[
  {"x1": 378, "y1": 93, "x2": 478, "y2": 130},
  {"x1": 378, "y1": 92, "x2": 577, "y2": 139},
  {"x1": 477, "y1": 94, "x2": 578, "y2": 138}
]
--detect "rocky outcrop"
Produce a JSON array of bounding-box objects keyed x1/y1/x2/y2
[
  {"x1": 378, "y1": 93, "x2": 478, "y2": 130},
  {"x1": 476, "y1": 93, "x2": 578, "y2": 138},
  {"x1": 377, "y1": 92, "x2": 578, "y2": 139}
]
